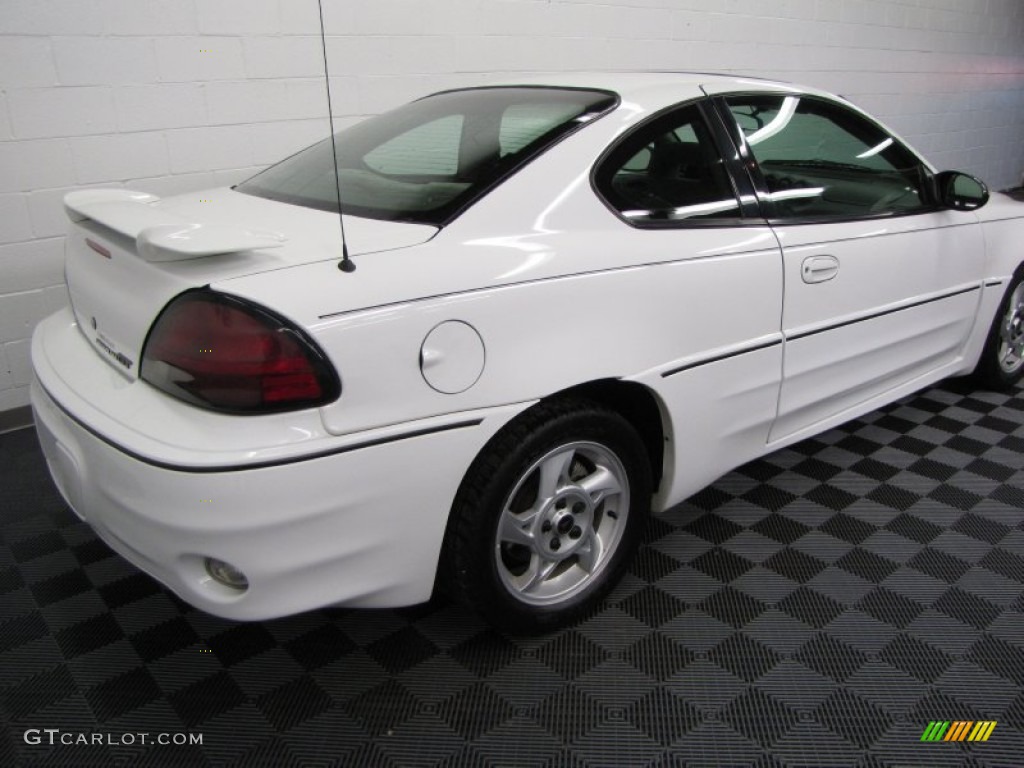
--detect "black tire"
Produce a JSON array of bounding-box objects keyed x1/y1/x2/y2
[
  {"x1": 442, "y1": 397, "x2": 652, "y2": 634},
  {"x1": 973, "y1": 265, "x2": 1024, "y2": 391}
]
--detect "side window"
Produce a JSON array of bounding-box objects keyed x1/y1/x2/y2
[
  {"x1": 364, "y1": 114, "x2": 464, "y2": 176},
  {"x1": 725, "y1": 95, "x2": 930, "y2": 219},
  {"x1": 594, "y1": 105, "x2": 740, "y2": 223}
]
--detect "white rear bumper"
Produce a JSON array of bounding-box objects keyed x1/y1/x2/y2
[{"x1": 30, "y1": 311, "x2": 527, "y2": 620}]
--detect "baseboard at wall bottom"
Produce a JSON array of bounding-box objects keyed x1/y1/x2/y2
[{"x1": 0, "y1": 405, "x2": 33, "y2": 435}]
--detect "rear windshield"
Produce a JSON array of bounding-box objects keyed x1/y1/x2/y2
[{"x1": 236, "y1": 87, "x2": 617, "y2": 225}]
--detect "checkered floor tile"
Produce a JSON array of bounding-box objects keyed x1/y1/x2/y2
[{"x1": 2, "y1": 379, "x2": 1023, "y2": 766}]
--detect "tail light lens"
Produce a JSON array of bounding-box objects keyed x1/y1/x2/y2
[{"x1": 140, "y1": 290, "x2": 340, "y2": 413}]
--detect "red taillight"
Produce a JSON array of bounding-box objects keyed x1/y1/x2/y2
[{"x1": 141, "y1": 290, "x2": 340, "y2": 413}]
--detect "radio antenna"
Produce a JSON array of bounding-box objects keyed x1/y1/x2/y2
[{"x1": 318, "y1": 0, "x2": 355, "y2": 272}]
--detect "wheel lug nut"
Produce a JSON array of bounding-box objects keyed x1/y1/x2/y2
[
  {"x1": 541, "y1": 521, "x2": 552, "y2": 533},
  {"x1": 570, "y1": 525, "x2": 582, "y2": 539},
  {"x1": 550, "y1": 538, "x2": 560, "y2": 551},
  {"x1": 572, "y1": 502, "x2": 584, "y2": 514}
]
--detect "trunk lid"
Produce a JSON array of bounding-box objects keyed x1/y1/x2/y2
[{"x1": 63, "y1": 187, "x2": 436, "y2": 380}]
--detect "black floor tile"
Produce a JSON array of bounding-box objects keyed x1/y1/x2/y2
[
  {"x1": 131, "y1": 617, "x2": 201, "y2": 663},
  {"x1": 97, "y1": 572, "x2": 163, "y2": 609},
  {"x1": 835, "y1": 547, "x2": 901, "y2": 583},
  {"x1": 934, "y1": 586, "x2": 1003, "y2": 630},
  {"x1": 908, "y1": 546, "x2": 973, "y2": 583},
  {"x1": 208, "y1": 623, "x2": 278, "y2": 667},
  {"x1": 11, "y1": 530, "x2": 65, "y2": 563},
  {"x1": 437, "y1": 681, "x2": 514, "y2": 740},
  {"x1": 628, "y1": 686, "x2": 701, "y2": 746},
  {"x1": 85, "y1": 667, "x2": 162, "y2": 722},
  {"x1": 30, "y1": 569, "x2": 92, "y2": 607},
  {"x1": 794, "y1": 632, "x2": 868, "y2": 683},
  {"x1": 621, "y1": 630, "x2": 694, "y2": 680},
  {"x1": 805, "y1": 483, "x2": 861, "y2": 511},
  {"x1": 752, "y1": 512, "x2": 811, "y2": 545},
  {"x1": 879, "y1": 634, "x2": 953, "y2": 683},
  {"x1": 0, "y1": 611, "x2": 48, "y2": 654},
  {"x1": 256, "y1": 675, "x2": 333, "y2": 732},
  {"x1": 885, "y1": 511, "x2": 943, "y2": 544},
  {"x1": 366, "y1": 625, "x2": 439, "y2": 675},
  {"x1": 821, "y1": 512, "x2": 878, "y2": 545},
  {"x1": 708, "y1": 631, "x2": 781, "y2": 682},
  {"x1": 2, "y1": 663, "x2": 78, "y2": 720},
  {"x1": 763, "y1": 547, "x2": 829, "y2": 583},
  {"x1": 722, "y1": 686, "x2": 799, "y2": 747},
  {"x1": 55, "y1": 613, "x2": 123, "y2": 659},
  {"x1": 168, "y1": 671, "x2": 246, "y2": 728},
  {"x1": 855, "y1": 587, "x2": 926, "y2": 629},
  {"x1": 815, "y1": 687, "x2": 892, "y2": 749},
  {"x1": 691, "y1": 547, "x2": 756, "y2": 582},
  {"x1": 2, "y1": 381, "x2": 1023, "y2": 765},
  {"x1": 285, "y1": 624, "x2": 359, "y2": 671}
]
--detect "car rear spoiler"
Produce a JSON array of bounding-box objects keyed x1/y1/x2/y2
[{"x1": 63, "y1": 189, "x2": 285, "y2": 263}]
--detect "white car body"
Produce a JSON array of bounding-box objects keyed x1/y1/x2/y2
[{"x1": 30, "y1": 73, "x2": 1024, "y2": 622}]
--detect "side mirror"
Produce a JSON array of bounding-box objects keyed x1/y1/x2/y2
[{"x1": 935, "y1": 170, "x2": 989, "y2": 211}]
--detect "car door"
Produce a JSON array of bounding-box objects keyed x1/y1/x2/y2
[
  {"x1": 709, "y1": 90, "x2": 986, "y2": 443},
  {"x1": 591, "y1": 100, "x2": 785, "y2": 500}
]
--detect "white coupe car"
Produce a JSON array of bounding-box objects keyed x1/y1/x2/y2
[{"x1": 31, "y1": 73, "x2": 1024, "y2": 633}]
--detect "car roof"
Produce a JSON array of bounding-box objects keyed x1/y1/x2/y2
[{"x1": 475, "y1": 71, "x2": 829, "y2": 113}]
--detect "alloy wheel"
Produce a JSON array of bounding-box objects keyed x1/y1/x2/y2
[
  {"x1": 998, "y1": 282, "x2": 1024, "y2": 374},
  {"x1": 494, "y1": 441, "x2": 630, "y2": 606}
]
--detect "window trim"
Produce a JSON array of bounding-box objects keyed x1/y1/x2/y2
[
  {"x1": 590, "y1": 98, "x2": 767, "y2": 230},
  {"x1": 709, "y1": 93, "x2": 945, "y2": 226}
]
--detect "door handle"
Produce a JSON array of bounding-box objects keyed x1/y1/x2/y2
[{"x1": 801, "y1": 255, "x2": 839, "y2": 284}]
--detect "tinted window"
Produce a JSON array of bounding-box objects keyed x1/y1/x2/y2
[
  {"x1": 500, "y1": 102, "x2": 585, "y2": 156},
  {"x1": 725, "y1": 95, "x2": 931, "y2": 219},
  {"x1": 364, "y1": 115, "x2": 464, "y2": 176},
  {"x1": 237, "y1": 87, "x2": 616, "y2": 225},
  {"x1": 594, "y1": 105, "x2": 740, "y2": 223}
]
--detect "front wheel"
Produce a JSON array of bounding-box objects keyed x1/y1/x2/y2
[
  {"x1": 973, "y1": 267, "x2": 1024, "y2": 390},
  {"x1": 443, "y1": 398, "x2": 652, "y2": 634}
]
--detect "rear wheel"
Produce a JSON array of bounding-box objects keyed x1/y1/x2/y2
[
  {"x1": 444, "y1": 398, "x2": 651, "y2": 634},
  {"x1": 973, "y1": 267, "x2": 1024, "y2": 390}
]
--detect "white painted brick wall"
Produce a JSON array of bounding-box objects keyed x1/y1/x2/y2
[
  {"x1": 0, "y1": 139, "x2": 75, "y2": 193},
  {"x1": 71, "y1": 131, "x2": 170, "y2": 184},
  {"x1": 0, "y1": 239, "x2": 65, "y2": 294},
  {"x1": 0, "y1": 0, "x2": 1023, "y2": 413},
  {"x1": 154, "y1": 36, "x2": 247, "y2": 82},
  {"x1": 8, "y1": 87, "x2": 118, "y2": 138},
  {"x1": 52, "y1": 36, "x2": 160, "y2": 86},
  {"x1": 113, "y1": 84, "x2": 208, "y2": 131},
  {"x1": 0, "y1": 38, "x2": 60, "y2": 88},
  {"x1": 0, "y1": 93, "x2": 11, "y2": 141}
]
